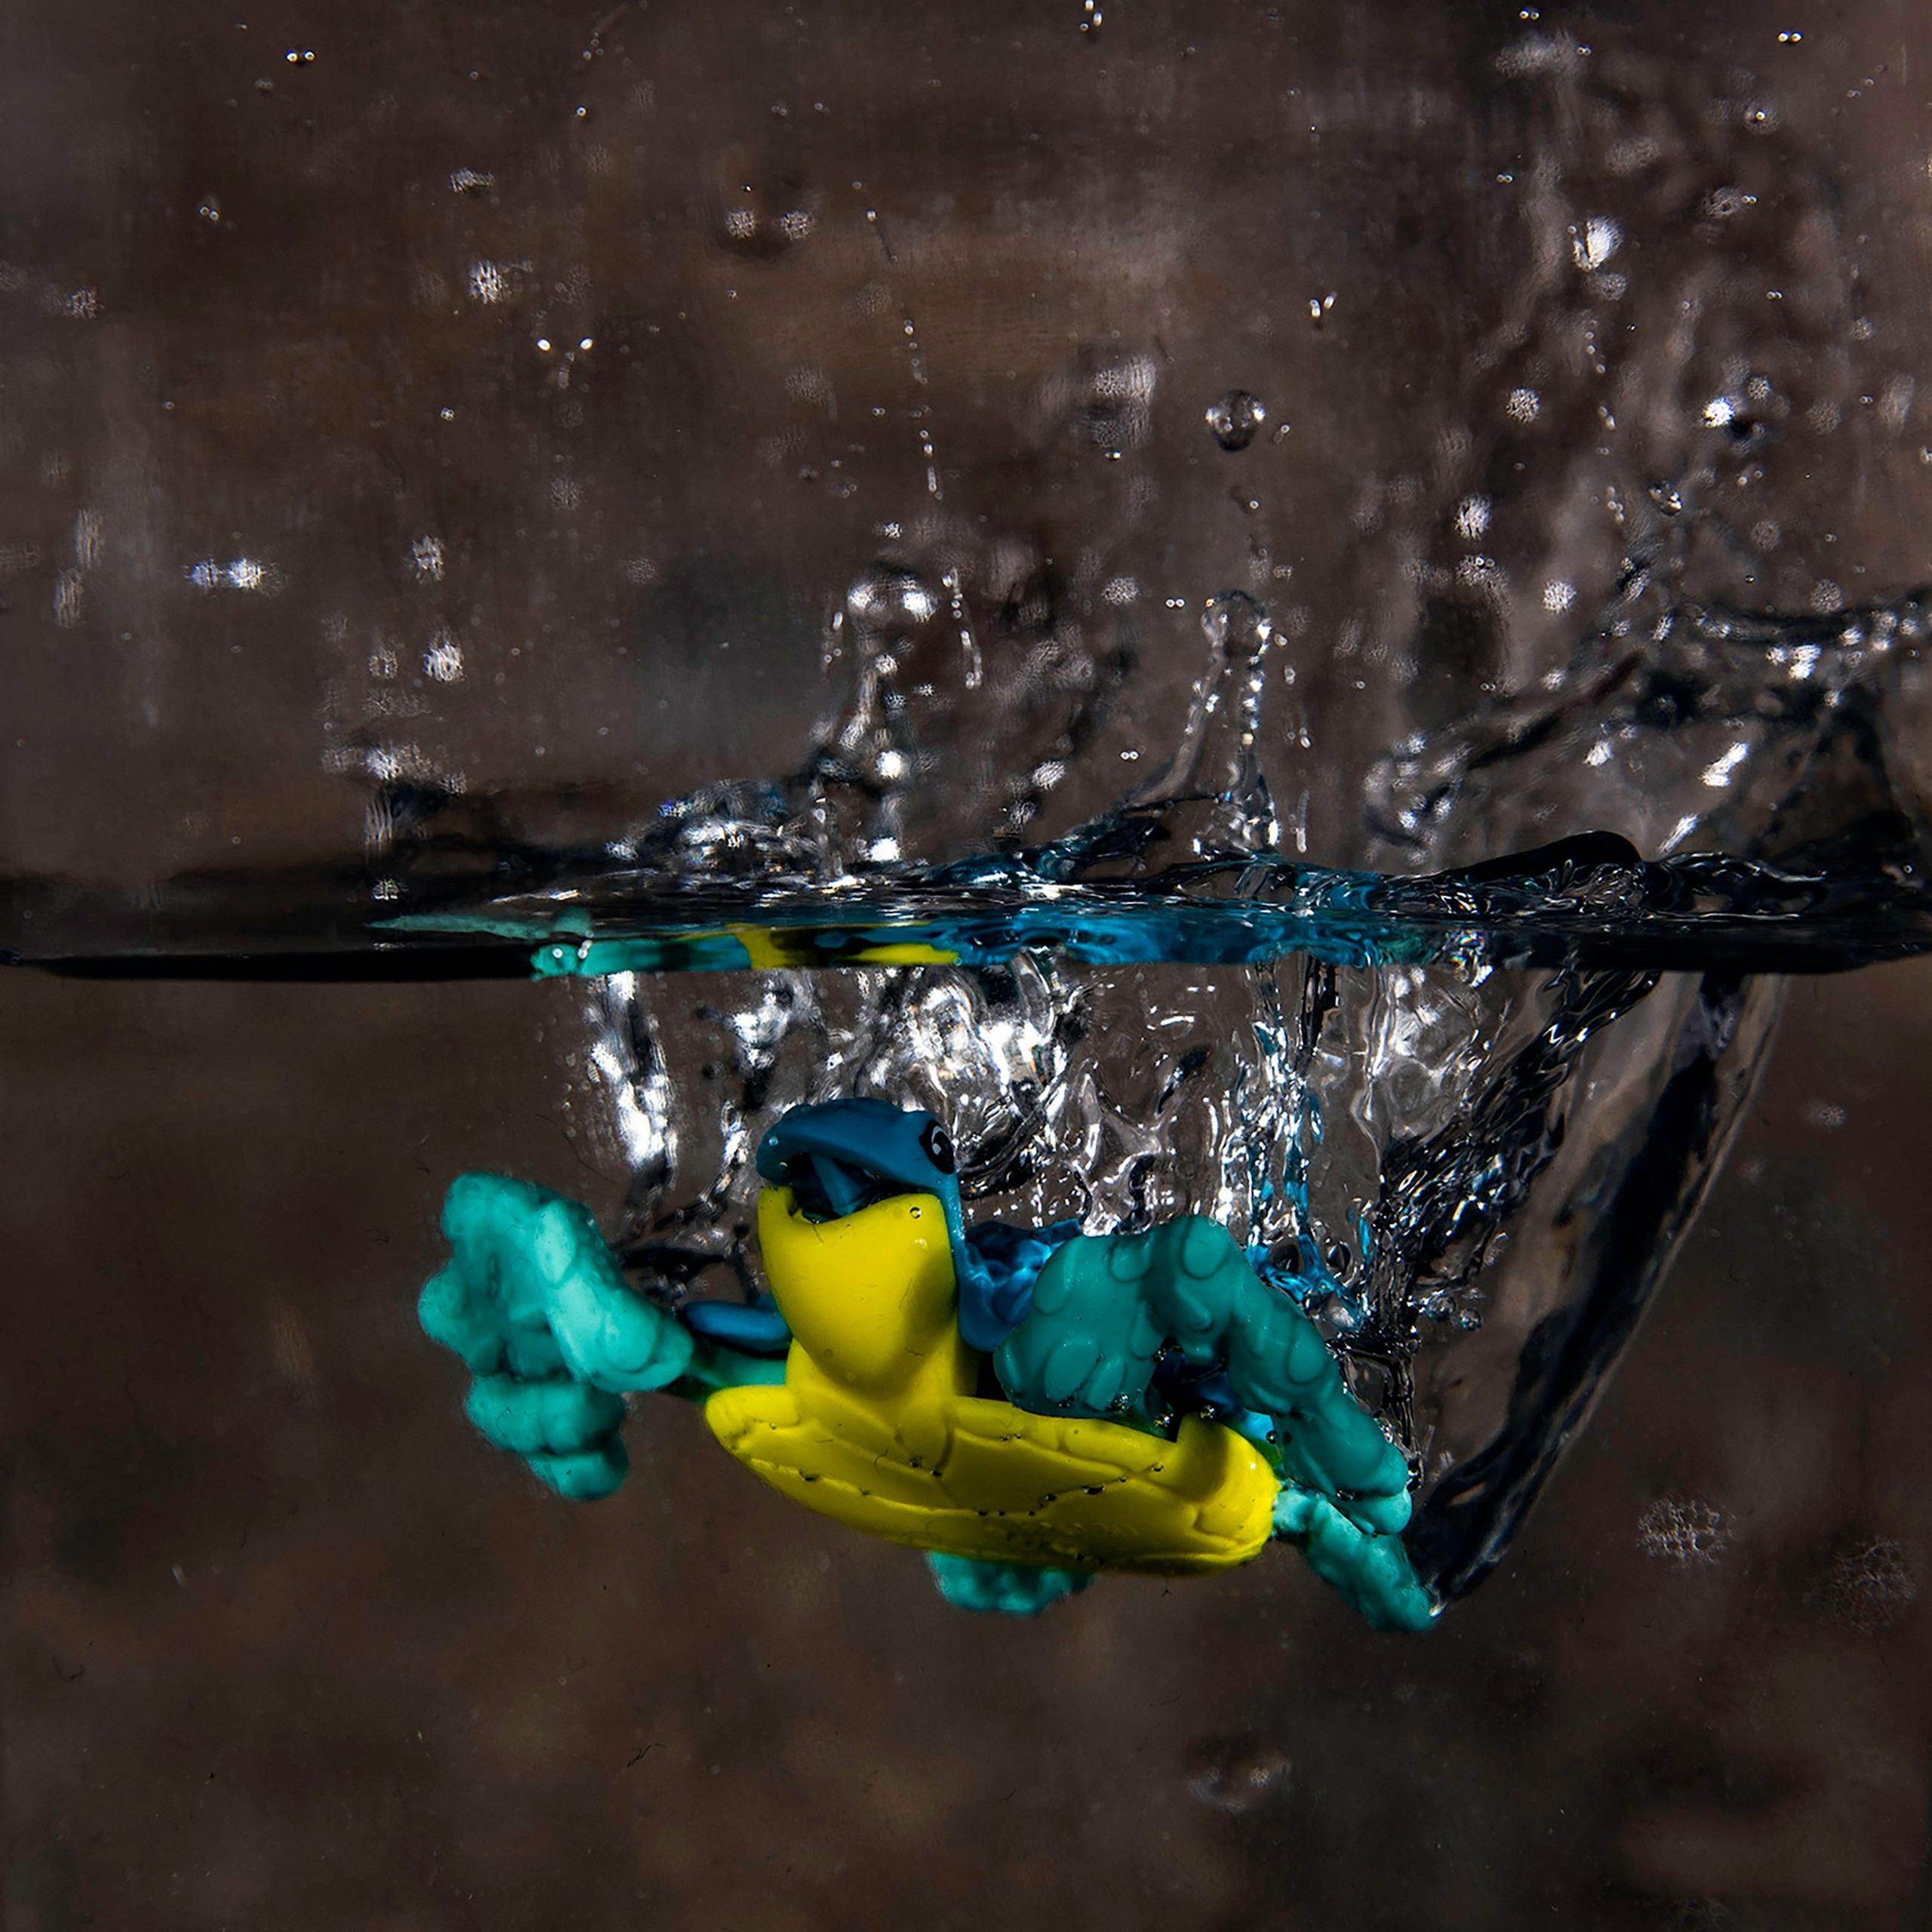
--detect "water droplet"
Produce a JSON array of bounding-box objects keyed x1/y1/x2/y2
[
  {"x1": 424, "y1": 634, "x2": 465, "y2": 683},
  {"x1": 468, "y1": 260, "x2": 511, "y2": 304},
  {"x1": 1201, "y1": 589, "x2": 1274, "y2": 662},
  {"x1": 845, "y1": 564, "x2": 940, "y2": 643},
  {"x1": 1700, "y1": 374, "x2": 1778, "y2": 451},
  {"x1": 1570, "y1": 215, "x2": 1622, "y2": 272},
  {"x1": 1701, "y1": 184, "x2": 1758, "y2": 220},
  {"x1": 1075, "y1": 354, "x2": 1157, "y2": 456},
  {"x1": 1205, "y1": 389, "x2": 1266, "y2": 452}
]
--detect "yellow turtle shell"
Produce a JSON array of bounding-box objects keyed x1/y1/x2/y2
[{"x1": 703, "y1": 1187, "x2": 1280, "y2": 1574}]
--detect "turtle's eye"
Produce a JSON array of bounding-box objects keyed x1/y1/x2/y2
[{"x1": 919, "y1": 1120, "x2": 956, "y2": 1175}]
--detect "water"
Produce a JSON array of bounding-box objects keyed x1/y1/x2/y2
[
  {"x1": 11, "y1": 229, "x2": 1932, "y2": 1599},
  {"x1": 9, "y1": 566, "x2": 1930, "y2": 1605}
]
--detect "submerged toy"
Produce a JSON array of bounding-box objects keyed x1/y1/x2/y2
[{"x1": 418, "y1": 1099, "x2": 1434, "y2": 1629}]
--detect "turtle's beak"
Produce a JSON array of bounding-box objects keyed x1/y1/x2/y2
[
  {"x1": 810, "y1": 1153, "x2": 870, "y2": 1220},
  {"x1": 780, "y1": 1147, "x2": 884, "y2": 1223}
]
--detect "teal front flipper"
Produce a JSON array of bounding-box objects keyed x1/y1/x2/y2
[
  {"x1": 996, "y1": 1218, "x2": 1413, "y2": 1535},
  {"x1": 419, "y1": 1173, "x2": 699, "y2": 1499},
  {"x1": 993, "y1": 1216, "x2": 1432, "y2": 1628}
]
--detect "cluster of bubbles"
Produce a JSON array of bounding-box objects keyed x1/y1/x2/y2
[
  {"x1": 1638, "y1": 1498, "x2": 1732, "y2": 1566},
  {"x1": 1805, "y1": 1536, "x2": 1920, "y2": 1632},
  {"x1": 1183, "y1": 1736, "x2": 1292, "y2": 1814}
]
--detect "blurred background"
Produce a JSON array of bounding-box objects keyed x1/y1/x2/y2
[{"x1": 6, "y1": 0, "x2": 1932, "y2": 1924}]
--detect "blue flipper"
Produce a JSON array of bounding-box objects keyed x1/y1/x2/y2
[{"x1": 680, "y1": 1296, "x2": 793, "y2": 1356}]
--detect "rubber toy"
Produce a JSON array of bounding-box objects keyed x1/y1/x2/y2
[{"x1": 418, "y1": 1098, "x2": 1435, "y2": 1629}]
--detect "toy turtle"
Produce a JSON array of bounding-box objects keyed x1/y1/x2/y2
[{"x1": 418, "y1": 1098, "x2": 1434, "y2": 1629}]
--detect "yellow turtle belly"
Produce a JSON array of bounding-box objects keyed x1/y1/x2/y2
[{"x1": 702, "y1": 1186, "x2": 1279, "y2": 1574}]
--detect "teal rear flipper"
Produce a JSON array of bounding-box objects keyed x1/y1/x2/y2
[
  {"x1": 1272, "y1": 1487, "x2": 1437, "y2": 1631},
  {"x1": 924, "y1": 1553, "x2": 1095, "y2": 1616}
]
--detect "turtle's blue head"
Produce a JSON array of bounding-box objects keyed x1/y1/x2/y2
[
  {"x1": 755, "y1": 1098, "x2": 993, "y2": 1322},
  {"x1": 756, "y1": 1097, "x2": 958, "y2": 1217}
]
